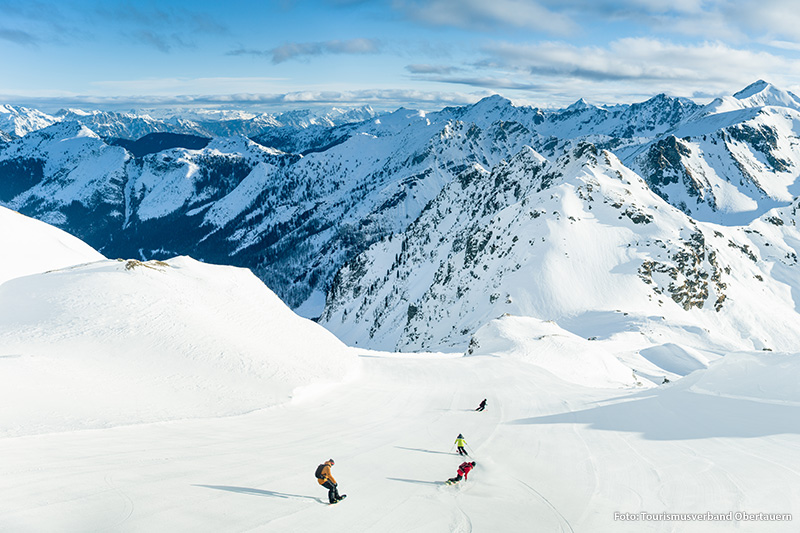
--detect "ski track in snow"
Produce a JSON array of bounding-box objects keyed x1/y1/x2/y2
[
  {"x1": 512, "y1": 476, "x2": 574, "y2": 533},
  {"x1": 103, "y1": 474, "x2": 135, "y2": 531}
]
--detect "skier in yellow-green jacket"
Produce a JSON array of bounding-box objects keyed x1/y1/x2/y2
[{"x1": 454, "y1": 434, "x2": 468, "y2": 456}]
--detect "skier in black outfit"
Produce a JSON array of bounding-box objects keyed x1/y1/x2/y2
[{"x1": 476, "y1": 399, "x2": 487, "y2": 411}]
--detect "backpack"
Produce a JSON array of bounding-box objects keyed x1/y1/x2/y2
[{"x1": 315, "y1": 464, "x2": 326, "y2": 480}]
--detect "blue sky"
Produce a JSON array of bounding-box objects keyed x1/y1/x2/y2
[{"x1": 2, "y1": 0, "x2": 800, "y2": 112}]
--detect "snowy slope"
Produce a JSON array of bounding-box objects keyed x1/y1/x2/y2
[
  {"x1": 0, "y1": 341, "x2": 797, "y2": 532},
  {"x1": 0, "y1": 205, "x2": 104, "y2": 285},
  {"x1": 0, "y1": 256, "x2": 358, "y2": 436},
  {"x1": 466, "y1": 315, "x2": 637, "y2": 388}
]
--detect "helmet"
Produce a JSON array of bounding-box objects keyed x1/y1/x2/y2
[
  {"x1": 471, "y1": 462, "x2": 476, "y2": 466},
  {"x1": 328, "y1": 459, "x2": 335, "y2": 465},
  {"x1": 457, "y1": 433, "x2": 463, "y2": 438}
]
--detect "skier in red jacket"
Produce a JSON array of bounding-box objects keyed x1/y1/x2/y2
[{"x1": 447, "y1": 461, "x2": 476, "y2": 484}]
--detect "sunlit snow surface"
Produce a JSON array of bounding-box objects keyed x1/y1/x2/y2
[
  {"x1": 0, "y1": 256, "x2": 357, "y2": 436},
  {"x1": 1, "y1": 342, "x2": 798, "y2": 532},
  {"x1": 0, "y1": 220, "x2": 798, "y2": 531},
  {"x1": 0, "y1": 205, "x2": 104, "y2": 285}
]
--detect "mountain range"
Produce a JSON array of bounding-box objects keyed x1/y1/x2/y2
[
  {"x1": 4, "y1": 84, "x2": 800, "y2": 530},
  {"x1": 2, "y1": 80, "x2": 800, "y2": 355}
]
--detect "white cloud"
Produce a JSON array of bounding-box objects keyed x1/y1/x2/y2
[
  {"x1": 393, "y1": 0, "x2": 575, "y2": 34},
  {"x1": 228, "y1": 38, "x2": 382, "y2": 64},
  {"x1": 538, "y1": 0, "x2": 800, "y2": 42},
  {"x1": 480, "y1": 38, "x2": 795, "y2": 88},
  {"x1": 0, "y1": 27, "x2": 40, "y2": 46},
  {"x1": 89, "y1": 77, "x2": 289, "y2": 94},
  {"x1": 767, "y1": 40, "x2": 800, "y2": 52},
  {"x1": 405, "y1": 64, "x2": 462, "y2": 75},
  {"x1": 0, "y1": 88, "x2": 485, "y2": 113},
  {"x1": 723, "y1": 0, "x2": 800, "y2": 41},
  {"x1": 401, "y1": 38, "x2": 800, "y2": 106},
  {"x1": 393, "y1": 0, "x2": 800, "y2": 43}
]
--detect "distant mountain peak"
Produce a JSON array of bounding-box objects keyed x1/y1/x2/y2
[
  {"x1": 479, "y1": 94, "x2": 512, "y2": 105},
  {"x1": 731, "y1": 79, "x2": 800, "y2": 110},
  {"x1": 733, "y1": 80, "x2": 771, "y2": 100},
  {"x1": 566, "y1": 98, "x2": 593, "y2": 112}
]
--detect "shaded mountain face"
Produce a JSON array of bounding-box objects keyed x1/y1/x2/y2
[
  {"x1": 3, "y1": 82, "x2": 800, "y2": 342},
  {"x1": 106, "y1": 133, "x2": 211, "y2": 158}
]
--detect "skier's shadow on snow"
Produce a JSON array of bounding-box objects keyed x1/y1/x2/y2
[
  {"x1": 387, "y1": 477, "x2": 442, "y2": 486},
  {"x1": 396, "y1": 446, "x2": 456, "y2": 456},
  {"x1": 193, "y1": 485, "x2": 319, "y2": 502}
]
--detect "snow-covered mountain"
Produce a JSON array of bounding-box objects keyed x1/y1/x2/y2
[
  {"x1": 626, "y1": 81, "x2": 800, "y2": 224},
  {"x1": 0, "y1": 105, "x2": 536, "y2": 312},
  {"x1": 0, "y1": 103, "x2": 378, "y2": 144},
  {"x1": 321, "y1": 141, "x2": 800, "y2": 353},
  {"x1": 703, "y1": 79, "x2": 800, "y2": 115},
  {"x1": 53, "y1": 108, "x2": 201, "y2": 139},
  {"x1": 0, "y1": 104, "x2": 59, "y2": 138},
  {"x1": 45, "y1": 105, "x2": 379, "y2": 141},
  {"x1": 3, "y1": 81, "x2": 800, "y2": 345}
]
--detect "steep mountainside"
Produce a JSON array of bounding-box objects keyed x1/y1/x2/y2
[
  {"x1": 626, "y1": 82, "x2": 800, "y2": 224},
  {"x1": 321, "y1": 142, "x2": 800, "y2": 352}
]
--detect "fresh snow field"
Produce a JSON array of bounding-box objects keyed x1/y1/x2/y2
[
  {"x1": 0, "y1": 206, "x2": 104, "y2": 286},
  {"x1": 2, "y1": 345, "x2": 799, "y2": 532},
  {"x1": 2, "y1": 207, "x2": 799, "y2": 532}
]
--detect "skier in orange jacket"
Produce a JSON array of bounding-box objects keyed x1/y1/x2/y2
[{"x1": 315, "y1": 459, "x2": 345, "y2": 504}]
